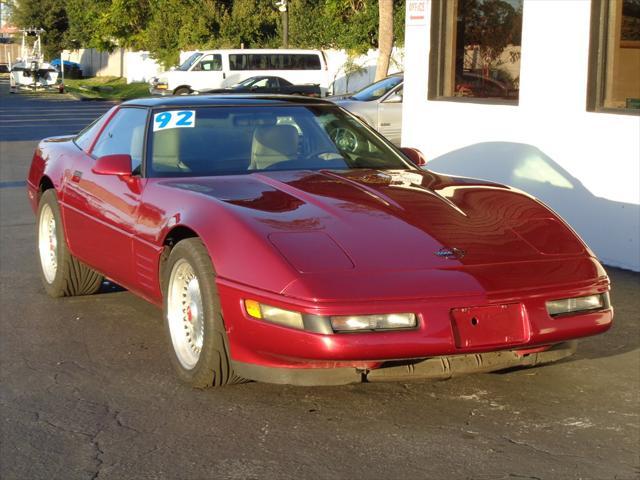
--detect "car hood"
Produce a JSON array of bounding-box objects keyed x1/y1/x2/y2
[{"x1": 162, "y1": 169, "x2": 588, "y2": 278}]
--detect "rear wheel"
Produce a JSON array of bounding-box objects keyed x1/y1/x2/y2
[
  {"x1": 37, "y1": 189, "x2": 103, "y2": 297},
  {"x1": 163, "y1": 238, "x2": 244, "y2": 388}
]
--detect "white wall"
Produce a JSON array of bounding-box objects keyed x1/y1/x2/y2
[
  {"x1": 402, "y1": 0, "x2": 640, "y2": 271},
  {"x1": 61, "y1": 49, "x2": 162, "y2": 83},
  {"x1": 323, "y1": 47, "x2": 404, "y2": 94},
  {"x1": 124, "y1": 51, "x2": 163, "y2": 83}
]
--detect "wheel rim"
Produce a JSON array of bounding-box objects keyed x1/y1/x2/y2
[
  {"x1": 167, "y1": 259, "x2": 205, "y2": 370},
  {"x1": 38, "y1": 203, "x2": 58, "y2": 283}
]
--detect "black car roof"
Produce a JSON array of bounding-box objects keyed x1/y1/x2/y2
[{"x1": 122, "y1": 94, "x2": 333, "y2": 108}]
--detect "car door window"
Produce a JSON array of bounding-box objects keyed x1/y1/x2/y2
[
  {"x1": 74, "y1": 106, "x2": 117, "y2": 152},
  {"x1": 194, "y1": 54, "x2": 222, "y2": 72},
  {"x1": 384, "y1": 87, "x2": 403, "y2": 103},
  {"x1": 91, "y1": 108, "x2": 148, "y2": 173},
  {"x1": 252, "y1": 78, "x2": 270, "y2": 88}
]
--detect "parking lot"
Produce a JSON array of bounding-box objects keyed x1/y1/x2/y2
[{"x1": 0, "y1": 77, "x2": 638, "y2": 480}]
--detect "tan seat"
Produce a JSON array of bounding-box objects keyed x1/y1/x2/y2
[
  {"x1": 152, "y1": 129, "x2": 190, "y2": 173},
  {"x1": 249, "y1": 125, "x2": 299, "y2": 170}
]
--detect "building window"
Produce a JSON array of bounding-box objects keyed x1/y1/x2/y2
[
  {"x1": 429, "y1": 0, "x2": 523, "y2": 103},
  {"x1": 588, "y1": 0, "x2": 640, "y2": 112}
]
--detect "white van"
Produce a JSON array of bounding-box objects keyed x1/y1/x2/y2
[{"x1": 149, "y1": 49, "x2": 328, "y2": 96}]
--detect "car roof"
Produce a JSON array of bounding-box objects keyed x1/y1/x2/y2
[{"x1": 122, "y1": 95, "x2": 333, "y2": 108}]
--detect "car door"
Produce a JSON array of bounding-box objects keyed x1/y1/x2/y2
[
  {"x1": 188, "y1": 54, "x2": 224, "y2": 91},
  {"x1": 378, "y1": 85, "x2": 403, "y2": 145},
  {"x1": 62, "y1": 107, "x2": 148, "y2": 287}
]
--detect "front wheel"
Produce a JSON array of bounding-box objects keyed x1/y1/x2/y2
[
  {"x1": 173, "y1": 87, "x2": 191, "y2": 96},
  {"x1": 37, "y1": 189, "x2": 103, "y2": 297},
  {"x1": 163, "y1": 238, "x2": 245, "y2": 388}
]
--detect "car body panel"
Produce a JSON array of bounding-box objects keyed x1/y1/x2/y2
[{"x1": 26, "y1": 95, "x2": 613, "y2": 381}]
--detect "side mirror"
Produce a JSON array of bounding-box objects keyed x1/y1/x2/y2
[
  {"x1": 400, "y1": 147, "x2": 427, "y2": 167},
  {"x1": 92, "y1": 154, "x2": 133, "y2": 176},
  {"x1": 385, "y1": 93, "x2": 403, "y2": 103}
]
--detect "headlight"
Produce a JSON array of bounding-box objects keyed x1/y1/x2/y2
[
  {"x1": 151, "y1": 77, "x2": 168, "y2": 89},
  {"x1": 244, "y1": 299, "x2": 418, "y2": 334},
  {"x1": 546, "y1": 293, "x2": 608, "y2": 317},
  {"x1": 244, "y1": 299, "x2": 304, "y2": 330},
  {"x1": 330, "y1": 313, "x2": 417, "y2": 332}
]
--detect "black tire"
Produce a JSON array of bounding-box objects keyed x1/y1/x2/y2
[
  {"x1": 36, "y1": 189, "x2": 103, "y2": 297},
  {"x1": 173, "y1": 87, "x2": 191, "y2": 96},
  {"x1": 162, "y1": 238, "x2": 245, "y2": 388}
]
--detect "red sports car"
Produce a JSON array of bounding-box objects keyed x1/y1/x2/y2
[{"x1": 27, "y1": 95, "x2": 613, "y2": 387}]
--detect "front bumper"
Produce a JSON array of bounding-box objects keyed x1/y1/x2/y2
[
  {"x1": 149, "y1": 85, "x2": 172, "y2": 96},
  {"x1": 232, "y1": 341, "x2": 578, "y2": 385},
  {"x1": 217, "y1": 275, "x2": 613, "y2": 378}
]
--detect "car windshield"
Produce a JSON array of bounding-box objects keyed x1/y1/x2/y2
[
  {"x1": 177, "y1": 53, "x2": 201, "y2": 71},
  {"x1": 148, "y1": 105, "x2": 411, "y2": 177},
  {"x1": 350, "y1": 76, "x2": 403, "y2": 101}
]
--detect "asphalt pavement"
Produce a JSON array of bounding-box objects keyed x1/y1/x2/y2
[{"x1": 0, "y1": 75, "x2": 639, "y2": 480}]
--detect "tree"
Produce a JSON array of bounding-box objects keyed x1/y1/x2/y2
[
  {"x1": 374, "y1": 0, "x2": 393, "y2": 80},
  {"x1": 8, "y1": 0, "x2": 68, "y2": 58}
]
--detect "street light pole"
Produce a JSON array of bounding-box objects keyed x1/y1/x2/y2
[{"x1": 276, "y1": 0, "x2": 288, "y2": 48}]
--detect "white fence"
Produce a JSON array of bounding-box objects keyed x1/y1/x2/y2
[{"x1": 61, "y1": 48, "x2": 163, "y2": 83}]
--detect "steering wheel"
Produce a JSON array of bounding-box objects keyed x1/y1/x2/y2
[{"x1": 331, "y1": 128, "x2": 359, "y2": 153}]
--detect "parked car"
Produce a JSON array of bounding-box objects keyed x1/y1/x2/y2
[
  {"x1": 197, "y1": 75, "x2": 320, "y2": 97},
  {"x1": 149, "y1": 49, "x2": 329, "y2": 96},
  {"x1": 455, "y1": 72, "x2": 518, "y2": 99},
  {"x1": 27, "y1": 95, "x2": 613, "y2": 387},
  {"x1": 332, "y1": 73, "x2": 404, "y2": 145}
]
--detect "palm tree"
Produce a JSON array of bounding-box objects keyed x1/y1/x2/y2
[{"x1": 374, "y1": 0, "x2": 393, "y2": 81}]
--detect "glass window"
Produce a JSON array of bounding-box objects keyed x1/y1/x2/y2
[
  {"x1": 178, "y1": 53, "x2": 201, "y2": 71},
  {"x1": 429, "y1": 0, "x2": 522, "y2": 102},
  {"x1": 148, "y1": 106, "x2": 411, "y2": 177},
  {"x1": 74, "y1": 106, "x2": 117, "y2": 152},
  {"x1": 229, "y1": 54, "x2": 247, "y2": 70},
  {"x1": 194, "y1": 54, "x2": 222, "y2": 72},
  {"x1": 91, "y1": 108, "x2": 148, "y2": 172},
  {"x1": 351, "y1": 76, "x2": 403, "y2": 101},
  {"x1": 229, "y1": 53, "x2": 321, "y2": 71},
  {"x1": 588, "y1": 0, "x2": 640, "y2": 112}
]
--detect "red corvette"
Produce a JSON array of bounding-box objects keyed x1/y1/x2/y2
[{"x1": 27, "y1": 96, "x2": 613, "y2": 387}]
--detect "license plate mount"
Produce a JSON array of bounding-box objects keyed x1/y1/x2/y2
[{"x1": 450, "y1": 303, "x2": 530, "y2": 349}]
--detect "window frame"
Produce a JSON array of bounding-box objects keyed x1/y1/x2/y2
[
  {"x1": 587, "y1": 0, "x2": 640, "y2": 115},
  {"x1": 428, "y1": 0, "x2": 521, "y2": 106},
  {"x1": 89, "y1": 106, "x2": 150, "y2": 176}
]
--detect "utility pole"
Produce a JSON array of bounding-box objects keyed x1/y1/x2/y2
[{"x1": 276, "y1": 0, "x2": 288, "y2": 48}]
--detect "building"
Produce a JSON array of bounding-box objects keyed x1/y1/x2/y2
[{"x1": 402, "y1": 0, "x2": 640, "y2": 271}]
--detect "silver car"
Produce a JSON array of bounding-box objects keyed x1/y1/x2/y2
[{"x1": 333, "y1": 74, "x2": 403, "y2": 145}]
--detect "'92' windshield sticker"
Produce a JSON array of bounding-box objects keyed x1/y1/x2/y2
[{"x1": 153, "y1": 110, "x2": 196, "y2": 131}]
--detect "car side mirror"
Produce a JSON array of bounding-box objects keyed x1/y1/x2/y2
[
  {"x1": 400, "y1": 147, "x2": 427, "y2": 167},
  {"x1": 92, "y1": 154, "x2": 133, "y2": 176},
  {"x1": 385, "y1": 93, "x2": 403, "y2": 103}
]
